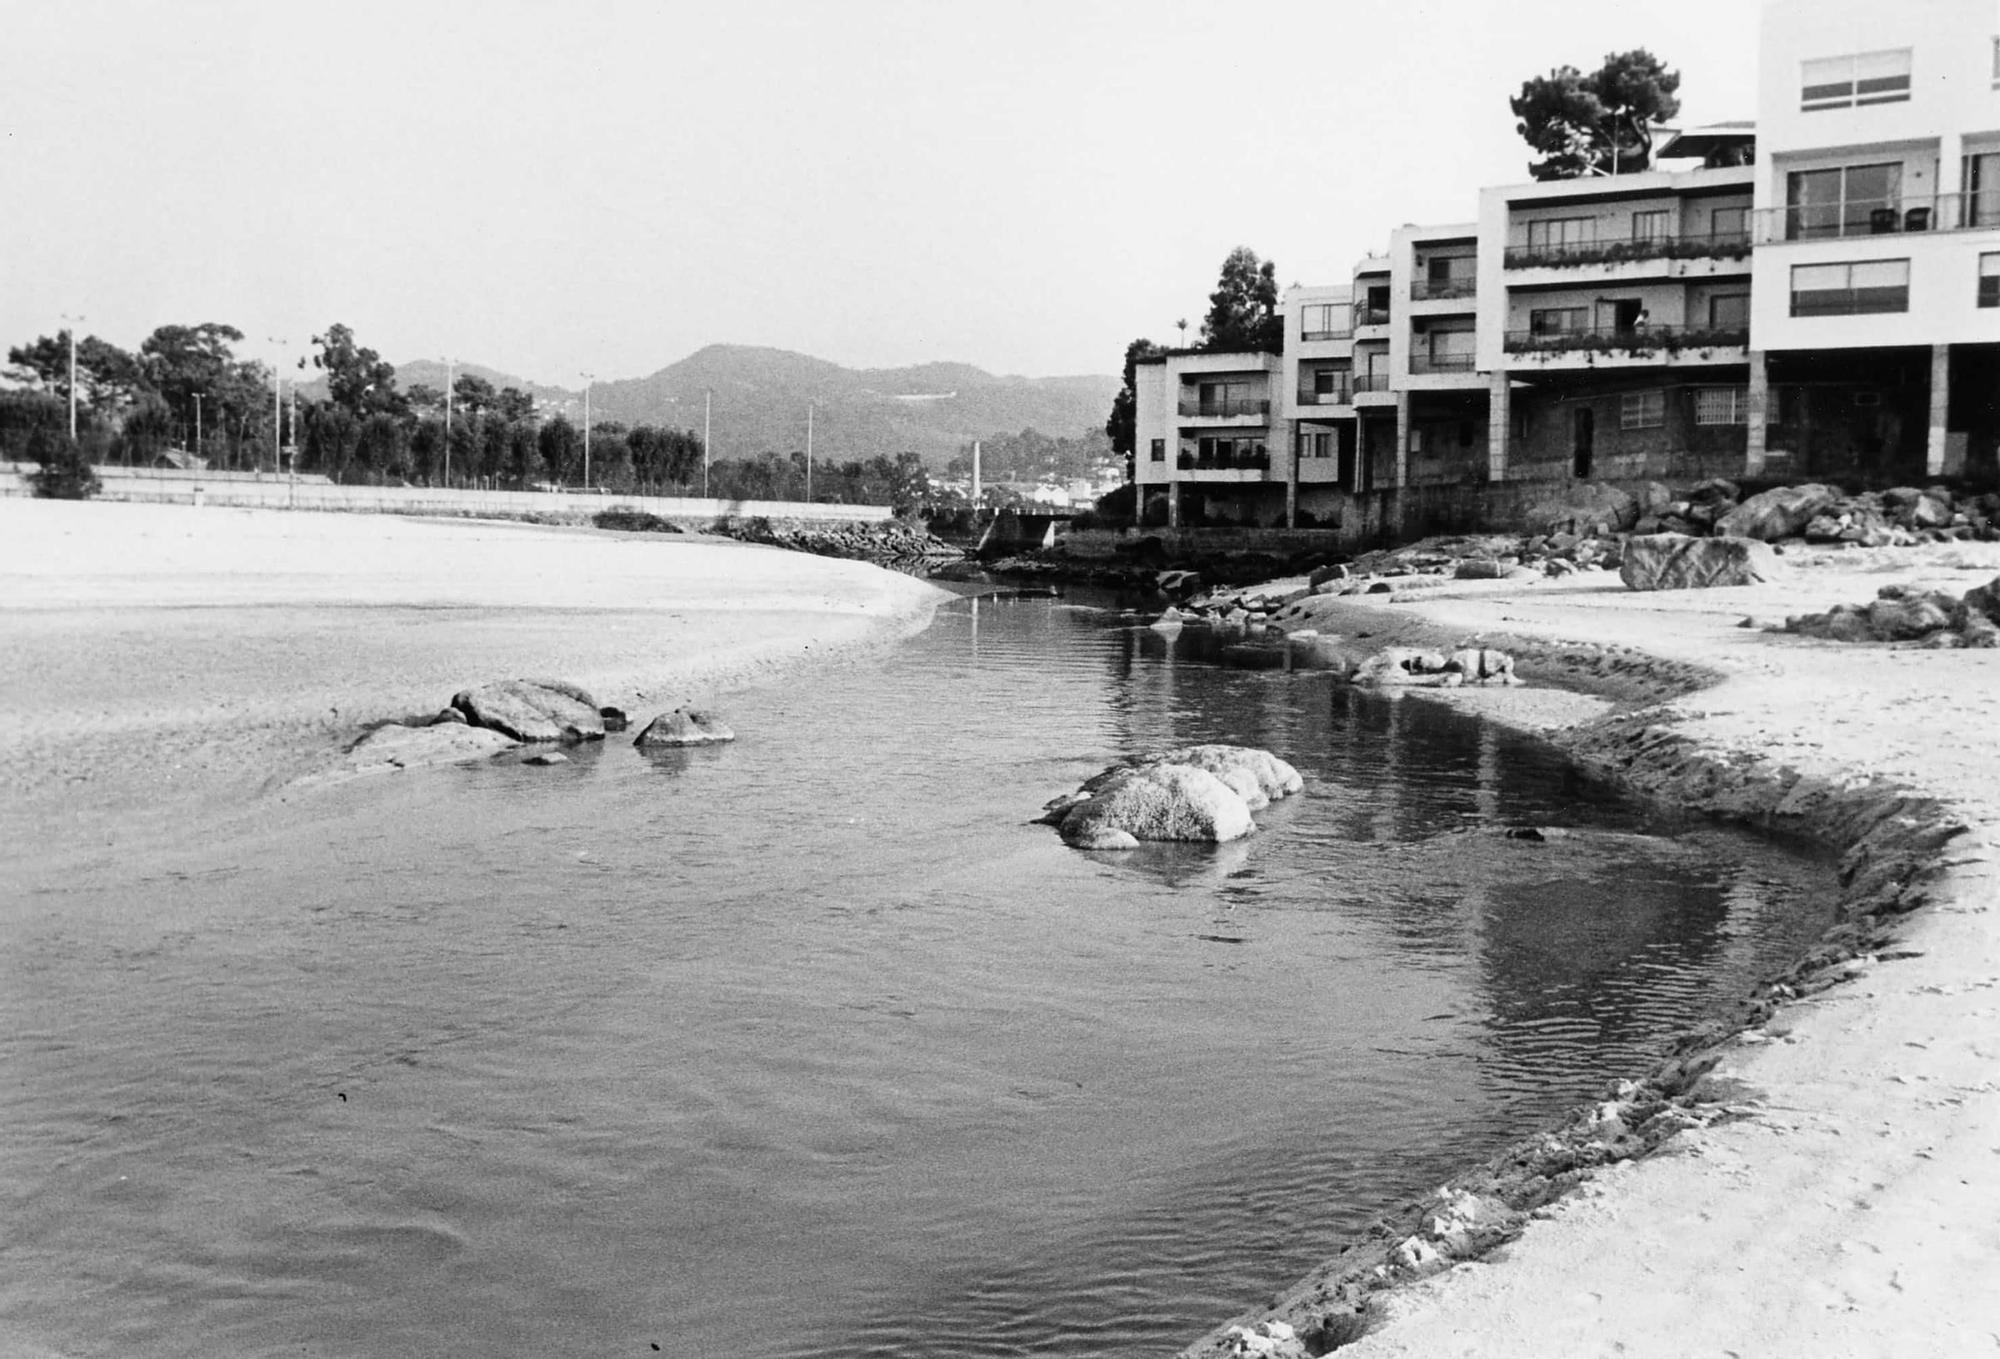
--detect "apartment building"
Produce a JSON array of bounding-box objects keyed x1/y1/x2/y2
[
  {"x1": 1748, "y1": 0, "x2": 2000, "y2": 482},
  {"x1": 1477, "y1": 153, "x2": 1757, "y2": 485},
  {"x1": 1128, "y1": 0, "x2": 2000, "y2": 538}
]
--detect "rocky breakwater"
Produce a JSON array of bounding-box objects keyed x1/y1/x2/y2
[
  {"x1": 1038, "y1": 744, "x2": 1303, "y2": 850},
  {"x1": 716, "y1": 517, "x2": 965, "y2": 573},
  {"x1": 1779, "y1": 572, "x2": 2000, "y2": 648},
  {"x1": 1634, "y1": 478, "x2": 2000, "y2": 548}
]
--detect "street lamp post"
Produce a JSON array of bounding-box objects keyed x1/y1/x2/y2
[
  {"x1": 192, "y1": 392, "x2": 203, "y2": 465},
  {"x1": 443, "y1": 357, "x2": 456, "y2": 488},
  {"x1": 703, "y1": 388, "x2": 712, "y2": 499},
  {"x1": 59, "y1": 314, "x2": 83, "y2": 440},
  {"x1": 581, "y1": 372, "x2": 594, "y2": 489}
]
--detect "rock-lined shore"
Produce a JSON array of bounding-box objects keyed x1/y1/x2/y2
[{"x1": 1173, "y1": 542, "x2": 2000, "y2": 1357}]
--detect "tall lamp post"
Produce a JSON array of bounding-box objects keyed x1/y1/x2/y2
[
  {"x1": 580, "y1": 372, "x2": 594, "y2": 488},
  {"x1": 267, "y1": 337, "x2": 288, "y2": 476},
  {"x1": 59, "y1": 314, "x2": 84, "y2": 440},
  {"x1": 192, "y1": 392, "x2": 203, "y2": 465},
  {"x1": 702, "y1": 387, "x2": 712, "y2": 499},
  {"x1": 442, "y1": 357, "x2": 456, "y2": 488}
]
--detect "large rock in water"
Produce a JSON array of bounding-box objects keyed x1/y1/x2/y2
[
  {"x1": 633, "y1": 706, "x2": 736, "y2": 747},
  {"x1": 1042, "y1": 743, "x2": 1302, "y2": 848},
  {"x1": 1055, "y1": 764, "x2": 1255, "y2": 850},
  {"x1": 1714, "y1": 483, "x2": 1840, "y2": 541},
  {"x1": 345, "y1": 722, "x2": 519, "y2": 770},
  {"x1": 1620, "y1": 533, "x2": 1783, "y2": 591},
  {"x1": 452, "y1": 679, "x2": 606, "y2": 743}
]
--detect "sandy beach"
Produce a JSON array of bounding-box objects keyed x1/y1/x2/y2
[
  {"x1": 1186, "y1": 545, "x2": 2000, "y2": 1357},
  {"x1": 9, "y1": 499, "x2": 2000, "y2": 1354},
  {"x1": 0, "y1": 500, "x2": 948, "y2": 872}
]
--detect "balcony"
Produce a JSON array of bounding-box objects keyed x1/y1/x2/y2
[
  {"x1": 1353, "y1": 373, "x2": 1393, "y2": 393},
  {"x1": 1175, "y1": 448, "x2": 1273, "y2": 480},
  {"x1": 1301, "y1": 325, "x2": 1353, "y2": 342},
  {"x1": 1753, "y1": 191, "x2": 2000, "y2": 243},
  {"x1": 1352, "y1": 305, "x2": 1391, "y2": 328},
  {"x1": 1296, "y1": 386, "x2": 1353, "y2": 406},
  {"x1": 1503, "y1": 322, "x2": 1749, "y2": 355},
  {"x1": 1503, "y1": 229, "x2": 1752, "y2": 270},
  {"x1": 1410, "y1": 276, "x2": 1477, "y2": 301},
  {"x1": 1408, "y1": 353, "x2": 1477, "y2": 374},
  {"x1": 1177, "y1": 396, "x2": 1271, "y2": 418}
]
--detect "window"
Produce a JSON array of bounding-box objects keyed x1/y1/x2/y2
[
  {"x1": 1149, "y1": 438, "x2": 1164, "y2": 462},
  {"x1": 1785, "y1": 163, "x2": 1903, "y2": 239},
  {"x1": 1695, "y1": 387, "x2": 1750, "y2": 426},
  {"x1": 1297, "y1": 430, "x2": 1333, "y2": 459},
  {"x1": 1981, "y1": 253, "x2": 2000, "y2": 308},
  {"x1": 1632, "y1": 210, "x2": 1672, "y2": 242},
  {"x1": 1529, "y1": 306, "x2": 1589, "y2": 336},
  {"x1": 1711, "y1": 205, "x2": 1749, "y2": 241},
  {"x1": 1965, "y1": 152, "x2": 2000, "y2": 228},
  {"x1": 1801, "y1": 48, "x2": 1912, "y2": 111},
  {"x1": 1790, "y1": 259, "x2": 1910, "y2": 315},
  {"x1": 1300, "y1": 303, "x2": 1349, "y2": 340},
  {"x1": 1621, "y1": 390, "x2": 1665, "y2": 430},
  {"x1": 1421, "y1": 325, "x2": 1476, "y2": 370},
  {"x1": 1526, "y1": 217, "x2": 1595, "y2": 252},
  {"x1": 1709, "y1": 293, "x2": 1750, "y2": 329}
]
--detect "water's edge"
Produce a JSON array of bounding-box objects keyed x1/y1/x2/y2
[{"x1": 1174, "y1": 601, "x2": 1972, "y2": 1356}]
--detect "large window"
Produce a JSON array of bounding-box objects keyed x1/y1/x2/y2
[
  {"x1": 1300, "y1": 303, "x2": 1349, "y2": 340},
  {"x1": 1525, "y1": 217, "x2": 1595, "y2": 252},
  {"x1": 1801, "y1": 48, "x2": 1912, "y2": 111},
  {"x1": 1709, "y1": 293, "x2": 1750, "y2": 329},
  {"x1": 1631, "y1": 209, "x2": 1672, "y2": 242},
  {"x1": 1965, "y1": 152, "x2": 2000, "y2": 229},
  {"x1": 1785, "y1": 163, "x2": 1903, "y2": 240},
  {"x1": 1300, "y1": 362, "x2": 1351, "y2": 404},
  {"x1": 1529, "y1": 306, "x2": 1589, "y2": 336},
  {"x1": 1695, "y1": 387, "x2": 1750, "y2": 426},
  {"x1": 1711, "y1": 205, "x2": 1750, "y2": 241},
  {"x1": 1790, "y1": 259, "x2": 1910, "y2": 316},
  {"x1": 1981, "y1": 253, "x2": 2000, "y2": 308},
  {"x1": 1621, "y1": 391, "x2": 1665, "y2": 430}
]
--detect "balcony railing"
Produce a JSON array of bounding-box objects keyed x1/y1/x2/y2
[
  {"x1": 1353, "y1": 373, "x2": 1393, "y2": 392},
  {"x1": 1409, "y1": 276, "x2": 1478, "y2": 301},
  {"x1": 1352, "y1": 305, "x2": 1391, "y2": 328},
  {"x1": 1503, "y1": 323, "x2": 1749, "y2": 355},
  {"x1": 1502, "y1": 228, "x2": 1752, "y2": 270},
  {"x1": 1177, "y1": 396, "x2": 1271, "y2": 418},
  {"x1": 1752, "y1": 191, "x2": 2000, "y2": 243},
  {"x1": 1297, "y1": 386, "x2": 1353, "y2": 406},
  {"x1": 1301, "y1": 326, "x2": 1354, "y2": 342},
  {"x1": 1408, "y1": 352, "x2": 1477, "y2": 374}
]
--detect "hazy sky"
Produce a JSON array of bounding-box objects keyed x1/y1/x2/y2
[{"x1": 2, "y1": 1, "x2": 1760, "y2": 385}]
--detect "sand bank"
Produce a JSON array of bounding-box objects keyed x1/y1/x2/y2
[
  {"x1": 1185, "y1": 544, "x2": 2000, "y2": 1357},
  {"x1": 0, "y1": 500, "x2": 947, "y2": 871}
]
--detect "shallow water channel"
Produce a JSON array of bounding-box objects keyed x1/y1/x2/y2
[{"x1": 2, "y1": 594, "x2": 1837, "y2": 1358}]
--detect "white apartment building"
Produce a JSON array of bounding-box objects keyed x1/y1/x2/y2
[
  {"x1": 1749, "y1": 0, "x2": 2000, "y2": 481},
  {"x1": 1131, "y1": 349, "x2": 1283, "y2": 528}
]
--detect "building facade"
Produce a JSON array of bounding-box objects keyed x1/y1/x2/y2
[{"x1": 1128, "y1": 0, "x2": 2000, "y2": 537}]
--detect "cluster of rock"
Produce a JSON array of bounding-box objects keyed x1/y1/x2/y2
[
  {"x1": 344, "y1": 678, "x2": 736, "y2": 773},
  {"x1": 715, "y1": 518, "x2": 964, "y2": 572},
  {"x1": 1780, "y1": 574, "x2": 2000, "y2": 647},
  {"x1": 1038, "y1": 744, "x2": 1303, "y2": 850},
  {"x1": 1636, "y1": 479, "x2": 2000, "y2": 546}
]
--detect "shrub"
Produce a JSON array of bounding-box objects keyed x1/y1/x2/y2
[{"x1": 26, "y1": 427, "x2": 99, "y2": 500}]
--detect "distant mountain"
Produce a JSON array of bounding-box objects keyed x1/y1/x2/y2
[{"x1": 386, "y1": 346, "x2": 1117, "y2": 469}]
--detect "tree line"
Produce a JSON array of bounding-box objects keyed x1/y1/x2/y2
[{"x1": 3, "y1": 320, "x2": 943, "y2": 505}]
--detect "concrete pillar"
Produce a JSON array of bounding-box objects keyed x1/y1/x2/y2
[
  {"x1": 1394, "y1": 393, "x2": 1411, "y2": 488},
  {"x1": 1745, "y1": 350, "x2": 1769, "y2": 479},
  {"x1": 1168, "y1": 478, "x2": 1181, "y2": 529},
  {"x1": 1487, "y1": 373, "x2": 1510, "y2": 482},
  {"x1": 1928, "y1": 343, "x2": 1951, "y2": 478},
  {"x1": 1284, "y1": 426, "x2": 1298, "y2": 529}
]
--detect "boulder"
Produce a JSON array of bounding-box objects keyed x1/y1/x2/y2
[
  {"x1": 598, "y1": 706, "x2": 630, "y2": 733},
  {"x1": 1444, "y1": 648, "x2": 1522, "y2": 685},
  {"x1": 1454, "y1": 557, "x2": 1507, "y2": 580},
  {"x1": 1959, "y1": 575, "x2": 2000, "y2": 627},
  {"x1": 523, "y1": 751, "x2": 570, "y2": 766},
  {"x1": 1864, "y1": 596, "x2": 1952, "y2": 641},
  {"x1": 1620, "y1": 533, "x2": 1783, "y2": 591},
  {"x1": 452, "y1": 679, "x2": 606, "y2": 743},
  {"x1": 634, "y1": 706, "x2": 736, "y2": 748},
  {"x1": 1054, "y1": 763, "x2": 1255, "y2": 849},
  {"x1": 1714, "y1": 483, "x2": 1840, "y2": 541},
  {"x1": 1687, "y1": 477, "x2": 1741, "y2": 508},
  {"x1": 345, "y1": 721, "x2": 518, "y2": 770},
  {"x1": 429, "y1": 706, "x2": 467, "y2": 726},
  {"x1": 1351, "y1": 646, "x2": 1455, "y2": 686},
  {"x1": 1145, "y1": 743, "x2": 1303, "y2": 810}
]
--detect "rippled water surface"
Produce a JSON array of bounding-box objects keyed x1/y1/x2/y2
[{"x1": 2, "y1": 596, "x2": 1836, "y2": 1357}]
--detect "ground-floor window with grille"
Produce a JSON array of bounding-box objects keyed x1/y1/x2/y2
[
  {"x1": 1695, "y1": 387, "x2": 1751, "y2": 425},
  {"x1": 1620, "y1": 390, "x2": 1665, "y2": 430}
]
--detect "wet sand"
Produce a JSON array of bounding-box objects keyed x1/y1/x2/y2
[
  {"x1": 1184, "y1": 544, "x2": 2000, "y2": 1357},
  {"x1": 0, "y1": 499, "x2": 948, "y2": 874}
]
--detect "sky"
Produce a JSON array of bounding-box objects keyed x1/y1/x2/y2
[{"x1": 1, "y1": 0, "x2": 1762, "y2": 386}]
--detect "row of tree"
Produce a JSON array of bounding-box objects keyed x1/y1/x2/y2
[{"x1": 3, "y1": 321, "x2": 955, "y2": 506}]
